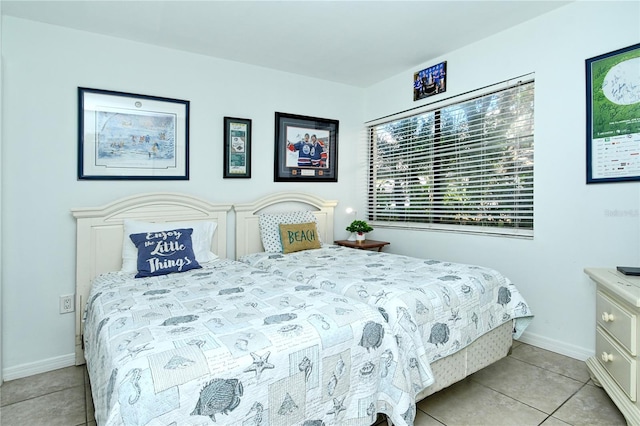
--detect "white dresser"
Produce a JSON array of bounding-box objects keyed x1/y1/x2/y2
[{"x1": 585, "y1": 267, "x2": 640, "y2": 425}]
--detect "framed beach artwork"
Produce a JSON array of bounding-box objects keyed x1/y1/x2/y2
[{"x1": 78, "y1": 87, "x2": 190, "y2": 180}]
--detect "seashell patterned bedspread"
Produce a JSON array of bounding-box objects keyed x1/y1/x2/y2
[
  {"x1": 240, "y1": 245, "x2": 534, "y2": 394},
  {"x1": 83, "y1": 260, "x2": 418, "y2": 426}
]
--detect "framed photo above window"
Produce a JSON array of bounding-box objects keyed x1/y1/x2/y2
[
  {"x1": 78, "y1": 87, "x2": 189, "y2": 180},
  {"x1": 586, "y1": 43, "x2": 640, "y2": 184},
  {"x1": 274, "y1": 112, "x2": 338, "y2": 182},
  {"x1": 223, "y1": 116, "x2": 252, "y2": 178},
  {"x1": 414, "y1": 61, "x2": 447, "y2": 101}
]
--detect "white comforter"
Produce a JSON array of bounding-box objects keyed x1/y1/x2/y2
[
  {"x1": 84, "y1": 259, "x2": 418, "y2": 426},
  {"x1": 240, "y1": 246, "x2": 534, "y2": 393}
]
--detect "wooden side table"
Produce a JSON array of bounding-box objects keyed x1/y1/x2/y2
[{"x1": 334, "y1": 239, "x2": 390, "y2": 252}]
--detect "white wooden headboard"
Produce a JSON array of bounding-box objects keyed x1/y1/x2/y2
[
  {"x1": 71, "y1": 192, "x2": 231, "y2": 364},
  {"x1": 233, "y1": 192, "x2": 337, "y2": 259}
]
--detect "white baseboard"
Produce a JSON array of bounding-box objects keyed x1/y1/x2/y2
[
  {"x1": 2, "y1": 353, "x2": 76, "y2": 382},
  {"x1": 519, "y1": 330, "x2": 593, "y2": 361}
]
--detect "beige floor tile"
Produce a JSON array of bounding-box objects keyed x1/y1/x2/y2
[
  {"x1": 0, "y1": 366, "x2": 85, "y2": 407},
  {"x1": 539, "y1": 416, "x2": 571, "y2": 425},
  {"x1": 553, "y1": 382, "x2": 626, "y2": 425},
  {"x1": 418, "y1": 378, "x2": 548, "y2": 425},
  {"x1": 85, "y1": 381, "x2": 95, "y2": 423},
  {"x1": 0, "y1": 385, "x2": 86, "y2": 426},
  {"x1": 510, "y1": 343, "x2": 591, "y2": 383},
  {"x1": 471, "y1": 355, "x2": 583, "y2": 414},
  {"x1": 414, "y1": 409, "x2": 444, "y2": 425}
]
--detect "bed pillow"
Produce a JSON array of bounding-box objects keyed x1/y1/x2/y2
[
  {"x1": 259, "y1": 211, "x2": 320, "y2": 252},
  {"x1": 279, "y1": 222, "x2": 322, "y2": 254},
  {"x1": 129, "y1": 228, "x2": 201, "y2": 278},
  {"x1": 121, "y1": 219, "x2": 217, "y2": 273}
]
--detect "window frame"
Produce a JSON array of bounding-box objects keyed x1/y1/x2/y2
[{"x1": 366, "y1": 76, "x2": 535, "y2": 239}]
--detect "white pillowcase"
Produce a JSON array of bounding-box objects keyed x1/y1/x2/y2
[
  {"x1": 259, "y1": 211, "x2": 320, "y2": 253},
  {"x1": 121, "y1": 219, "x2": 218, "y2": 273}
]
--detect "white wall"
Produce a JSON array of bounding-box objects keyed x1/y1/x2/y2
[
  {"x1": 363, "y1": 1, "x2": 640, "y2": 359},
  {"x1": 0, "y1": 16, "x2": 364, "y2": 379}
]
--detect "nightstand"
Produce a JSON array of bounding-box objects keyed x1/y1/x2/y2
[
  {"x1": 333, "y1": 239, "x2": 390, "y2": 252},
  {"x1": 585, "y1": 267, "x2": 640, "y2": 425}
]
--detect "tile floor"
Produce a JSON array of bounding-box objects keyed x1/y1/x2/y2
[{"x1": 0, "y1": 342, "x2": 628, "y2": 426}]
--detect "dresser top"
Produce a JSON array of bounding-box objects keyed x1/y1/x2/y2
[{"x1": 585, "y1": 268, "x2": 640, "y2": 307}]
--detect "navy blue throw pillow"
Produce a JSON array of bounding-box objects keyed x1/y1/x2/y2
[{"x1": 129, "y1": 228, "x2": 202, "y2": 278}]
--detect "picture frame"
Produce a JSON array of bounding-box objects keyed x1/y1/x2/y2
[
  {"x1": 586, "y1": 43, "x2": 640, "y2": 184},
  {"x1": 414, "y1": 61, "x2": 447, "y2": 101},
  {"x1": 78, "y1": 87, "x2": 189, "y2": 180},
  {"x1": 274, "y1": 112, "x2": 338, "y2": 182},
  {"x1": 223, "y1": 116, "x2": 252, "y2": 178}
]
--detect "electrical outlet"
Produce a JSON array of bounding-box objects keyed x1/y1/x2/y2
[{"x1": 60, "y1": 294, "x2": 74, "y2": 314}]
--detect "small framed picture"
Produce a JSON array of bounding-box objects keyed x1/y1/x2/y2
[
  {"x1": 274, "y1": 112, "x2": 338, "y2": 182},
  {"x1": 413, "y1": 61, "x2": 447, "y2": 101},
  {"x1": 223, "y1": 117, "x2": 252, "y2": 178},
  {"x1": 78, "y1": 87, "x2": 189, "y2": 180}
]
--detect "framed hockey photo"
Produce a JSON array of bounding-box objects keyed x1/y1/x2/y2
[
  {"x1": 414, "y1": 61, "x2": 447, "y2": 101},
  {"x1": 223, "y1": 116, "x2": 252, "y2": 178},
  {"x1": 78, "y1": 87, "x2": 189, "y2": 180},
  {"x1": 274, "y1": 112, "x2": 338, "y2": 182}
]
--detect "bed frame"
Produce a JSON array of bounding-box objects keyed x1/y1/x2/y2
[
  {"x1": 71, "y1": 192, "x2": 231, "y2": 365},
  {"x1": 233, "y1": 191, "x2": 514, "y2": 404}
]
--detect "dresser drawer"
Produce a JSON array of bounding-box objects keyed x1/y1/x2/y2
[
  {"x1": 596, "y1": 327, "x2": 637, "y2": 401},
  {"x1": 597, "y1": 290, "x2": 637, "y2": 355}
]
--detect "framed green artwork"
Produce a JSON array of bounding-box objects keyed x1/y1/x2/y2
[{"x1": 586, "y1": 43, "x2": 640, "y2": 183}]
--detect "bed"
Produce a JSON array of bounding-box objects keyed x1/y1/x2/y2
[
  {"x1": 234, "y1": 192, "x2": 534, "y2": 402},
  {"x1": 73, "y1": 193, "x2": 418, "y2": 426}
]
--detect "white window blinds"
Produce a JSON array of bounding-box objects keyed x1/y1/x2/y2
[{"x1": 368, "y1": 80, "x2": 534, "y2": 236}]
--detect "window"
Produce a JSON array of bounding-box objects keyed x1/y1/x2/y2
[{"x1": 368, "y1": 80, "x2": 534, "y2": 237}]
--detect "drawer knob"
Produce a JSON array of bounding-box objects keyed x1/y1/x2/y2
[
  {"x1": 601, "y1": 351, "x2": 613, "y2": 362},
  {"x1": 602, "y1": 312, "x2": 615, "y2": 322}
]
